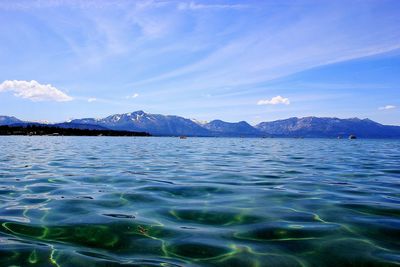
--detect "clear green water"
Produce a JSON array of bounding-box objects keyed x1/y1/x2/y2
[{"x1": 0, "y1": 137, "x2": 399, "y2": 267}]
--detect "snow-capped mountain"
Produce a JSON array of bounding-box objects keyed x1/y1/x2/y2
[
  {"x1": 71, "y1": 110, "x2": 212, "y2": 136},
  {"x1": 190, "y1": 118, "x2": 208, "y2": 125}
]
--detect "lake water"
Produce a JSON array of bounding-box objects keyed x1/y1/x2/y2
[{"x1": 0, "y1": 136, "x2": 399, "y2": 266}]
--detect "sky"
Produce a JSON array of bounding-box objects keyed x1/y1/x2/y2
[{"x1": 0, "y1": 0, "x2": 399, "y2": 125}]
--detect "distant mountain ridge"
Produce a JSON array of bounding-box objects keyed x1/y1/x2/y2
[
  {"x1": 1, "y1": 112, "x2": 400, "y2": 138},
  {"x1": 255, "y1": 116, "x2": 400, "y2": 138},
  {"x1": 0, "y1": 116, "x2": 22, "y2": 126},
  {"x1": 0, "y1": 116, "x2": 112, "y2": 131},
  {"x1": 203, "y1": 120, "x2": 262, "y2": 137}
]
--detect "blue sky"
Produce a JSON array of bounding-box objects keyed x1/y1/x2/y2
[{"x1": 0, "y1": 0, "x2": 399, "y2": 125}]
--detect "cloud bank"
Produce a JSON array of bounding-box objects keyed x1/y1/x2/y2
[
  {"x1": 379, "y1": 105, "x2": 396, "y2": 110},
  {"x1": 0, "y1": 80, "x2": 73, "y2": 102},
  {"x1": 257, "y1": 96, "x2": 290, "y2": 105},
  {"x1": 126, "y1": 93, "x2": 139, "y2": 99}
]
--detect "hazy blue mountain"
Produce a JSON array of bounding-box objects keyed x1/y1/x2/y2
[
  {"x1": 71, "y1": 110, "x2": 212, "y2": 136},
  {"x1": 203, "y1": 120, "x2": 262, "y2": 137},
  {"x1": 256, "y1": 117, "x2": 400, "y2": 138},
  {"x1": 0, "y1": 116, "x2": 22, "y2": 126},
  {"x1": 0, "y1": 116, "x2": 109, "y2": 131}
]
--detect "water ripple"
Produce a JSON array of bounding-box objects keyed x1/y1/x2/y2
[{"x1": 0, "y1": 136, "x2": 399, "y2": 266}]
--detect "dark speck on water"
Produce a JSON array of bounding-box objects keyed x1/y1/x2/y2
[
  {"x1": 77, "y1": 196, "x2": 94, "y2": 200},
  {"x1": 103, "y1": 213, "x2": 136, "y2": 219},
  {"x1": 0, "y1": 136, "x2": 399, "y2": 266}
]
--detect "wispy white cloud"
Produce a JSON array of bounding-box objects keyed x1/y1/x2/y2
[
  {"x1": 126, "y1": 93, "x2": 139, "y2": 99},
  {"x1": 87, "y1": 97, "x2": 97, "y2": 102},
  {"x1": 177, "y1": 2, "x2": 247, "y2": 11},
  {"x1": 128, "y1": 2, "x2": 400, "y2": 96},
  {"x1": 257, "y1": 96, "x2": 290, "y2": 105},
  {"x1": 0, "y1": 80, "x2": 73, "y2": 102},
  {"x1": 379, "y1": 105, "x2": 396, "y2": 110}
]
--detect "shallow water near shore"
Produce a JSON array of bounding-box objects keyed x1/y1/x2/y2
[{"x1": 0, "y1": 136, "x2": 399, "y2": 266}]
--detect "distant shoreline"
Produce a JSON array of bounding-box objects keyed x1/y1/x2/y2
[
  {"x1": 2, "y1": 125, "x2": 400, "y2": 139},
  {"x1": 0, "y1": 125, "x2": 150, "y2": 137}
]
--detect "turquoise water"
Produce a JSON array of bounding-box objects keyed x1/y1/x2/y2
[{"x1": 0, "y1": 136, "x2": 399, "y2": 266}]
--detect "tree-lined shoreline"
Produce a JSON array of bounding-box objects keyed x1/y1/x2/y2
[{"x1": 0, "y1": 125, "x2": 150, "y2": 137}]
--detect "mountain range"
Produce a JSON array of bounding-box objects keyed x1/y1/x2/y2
[{"x1": 1, "y1": 111, "x2": 400, "y2": 138}]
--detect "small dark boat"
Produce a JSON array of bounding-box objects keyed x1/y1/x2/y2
[{"x1": 179, "y1": 136, "x2": 187, "y2": 139}]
